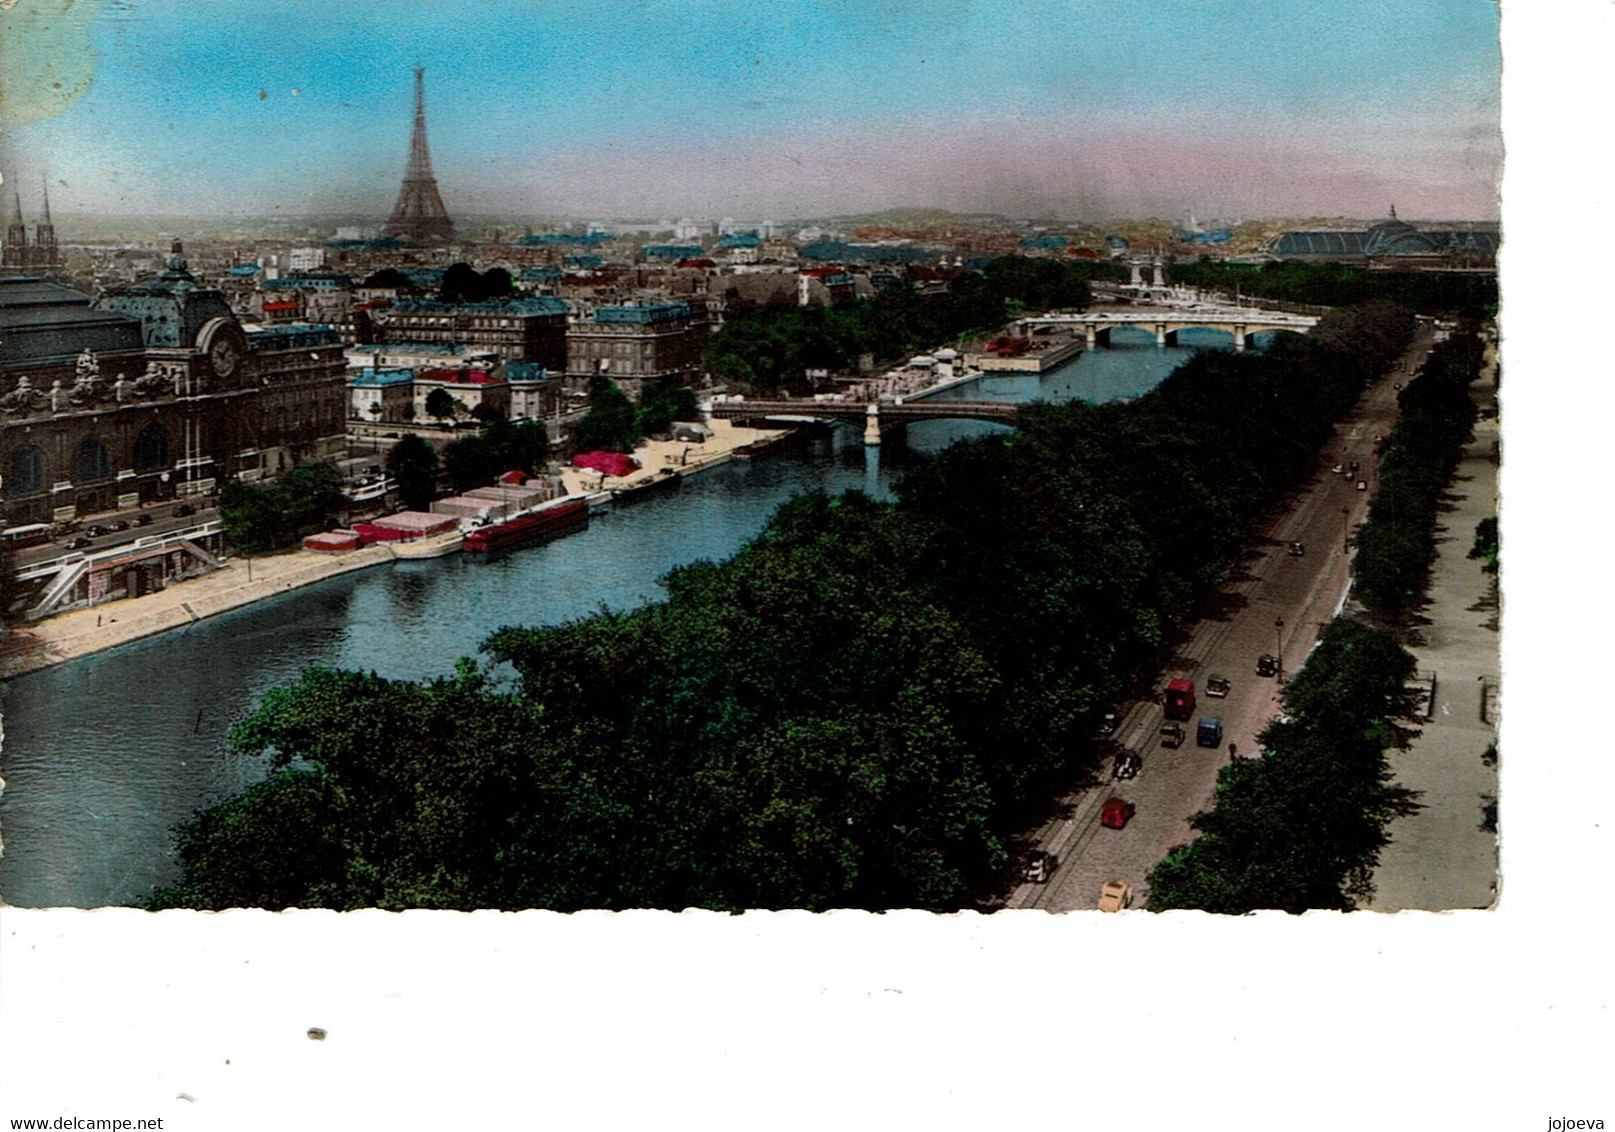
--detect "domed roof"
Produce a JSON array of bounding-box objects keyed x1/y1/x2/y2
[{"x1": 1362, "y1": 211, "x2": 1439, "y2": 256}]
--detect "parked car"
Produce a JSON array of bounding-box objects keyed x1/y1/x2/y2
[
  {"x1": 1287, "y1": 541, "x2": 1304, "y2": 557},
  {"x1": 134, "y1": 513, "x2": 153, "y2": 526},
  {"x1": 1196, "y1": 716, "x2": 1224, "y2": 748},
  {"x1": 84, "y1": 524, "x2": 108, "y2": 537},
  {"x1": 1356, "y1": 480, "x2": 1368, "y2": 492},
  {"x1": 1112, "y1": 751, "x2": 1143, "y2": 780},
  {"x1": 1100, "y1": 797, "x2": 1135, "y2": 829},
  {"x1": 1159, "y1": 723, "x2": 1185, "y2": 749},
  {"x1": 65, "y1": 536, "x2": 93, "y2": 549},
  {"x1": 108, "y1": 519, "x2": 131, "y2": 532},
  {"x1": 1094, "y1": 711, "x2": 1119, "y2": 738},
  {"x1": 174, "y1": 503, "x2": 196, "y2": 517},
  {"x1": 1205, "y1": 674, "x2": 1231, "y2": 698},
  {"x1": 1256, "y1": 654, "x2": 1279, "y2": 677},
  {"x1": 1098, "y1": 879, "x2": 1133, "y2": 912},
  {"x1": 1024, "y1": 850, "x2": 1058, "y2": 884}
]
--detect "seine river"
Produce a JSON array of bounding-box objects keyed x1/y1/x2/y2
[{"x1": 0, "y1": 330, "x2": 1234, "y2": 907}]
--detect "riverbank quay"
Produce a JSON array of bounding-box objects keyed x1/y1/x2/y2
[
  {"x1": 0, "y1": 417, "x2": 788, "y2": 682},
  {"x1": 557, "y1": 417, "x2": 786, "y2": 498}
]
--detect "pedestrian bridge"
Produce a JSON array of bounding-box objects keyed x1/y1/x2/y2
[
  {"x1": 1018, "y1": 305, "x2": 1318, "y2": 351},
  {"x1": 707, "y1": 398, "x2": 1019, "y2": 445}
]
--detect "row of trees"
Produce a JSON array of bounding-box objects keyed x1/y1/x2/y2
[
  {"x1": 703, "y1": 257, "x2": 1120, "y2": 394},
  {"x1": 1146, "y1": 618, "x2": 1421, "y2": 913},
  {"x1": 1350, "y1": 331, "x2": 1486, "y2": 615},
  {"x1": 148, "y1": 297, "x2": 1417, "y2": 911},
  {"x1": 1167, "y1": 259, "x2": 1498, "y2": 320},
  {"x1": 217, "y1": 464, "x2": 346, "y2": 555}
]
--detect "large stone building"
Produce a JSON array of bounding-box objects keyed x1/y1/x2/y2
[
  {"x1": 1268, "y1": 210, "x2": 1499, "y2": 269},
  {"x1": 566, "y1": 300, "x2": 709, "y2": 396},
  {"x1": 1, "y1": 245, "x2": 348, "y2": 525},
  {"x1": 369, "y1": 296, "x2": 568, "y2": 369}
]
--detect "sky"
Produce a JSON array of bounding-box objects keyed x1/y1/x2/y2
[{"x1": 0, "y1": 0, "x2": 1502, "y2": 223}]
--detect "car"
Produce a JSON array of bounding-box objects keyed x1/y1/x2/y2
[
  {"x1": 134, "y1": 513, "x2": 153, "y2": 526},
  {"x1": 1112, "y1": 751, "x2": 1142, "y2": 780},
  {"x1": 84, "y1": 524, "x2": 108, "y2": 537},
  {"x1": 1024, "y1": 850, "x2": 1058, "y2": 884},
  {"x1": 1159, "y1": 723, "x2": 1185, "y2": 749},
  {"x1": 1098, "y1": 879, "x2": 1133, "y2": 912},
  {"x1": 1287, "y1": 541, "x2": 1304, "y2": 557},
  {"x1": 1356, "y1": 480, "x2": 1368, "y2": 492},
  {"x1": 1094, "y1": 711, "x2": 1118, "y2": 738},
  {"x1": 1100, "y1": 797, "x2": 1135, "y2": 829},
  {"x1": 174, "y1": 503, "x2": 196, "y2": 517},
  {"x1": 1256, "y1": 654, "x2": 1279, "y2": 677},
  {"x1": 1205, "y1": 674, "x2": 1231, "y2": 698},
  {"x1": 65, "y1": 536, "x2": 93, "y2": 549},
  {"x1": 108, "y1": 520, "x2": 131, "y2": 532},
  {"x1": 1330, "y1": 464, "x2": 1343, "y2": 475}
]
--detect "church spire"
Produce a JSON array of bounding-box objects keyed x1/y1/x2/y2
[
  {"x1": 3, "y1": 183, "x2": 28, "y2": 271},
  {"x1": 34, "y1": 175, "x2": 59, "y2": 268}
]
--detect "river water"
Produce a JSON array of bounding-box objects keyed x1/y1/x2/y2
[{"x1": 0, "y1": 329, "x2": 1234, "y2": 907}]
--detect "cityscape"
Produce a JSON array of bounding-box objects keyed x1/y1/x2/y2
[{"x1": 0, "y1": 0, "x2": 1588, "y2": 1125}]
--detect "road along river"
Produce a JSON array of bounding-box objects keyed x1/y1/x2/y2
[{"x1": 1007, "y1": 323, "x2": 1440, "y2": 913}]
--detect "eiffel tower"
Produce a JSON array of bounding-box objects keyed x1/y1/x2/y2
[{"x1": 384, "y1": 67, "x2": 455, "y2": 243}]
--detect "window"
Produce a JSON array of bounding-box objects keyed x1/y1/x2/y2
[
  {"x1": 9, "y1": 445, "x2": 45, "y2": 494},
  {"x1": 133, "y1": 423, "x2": 171, "y2": 470},
  {"x1": 72, "y1": 436, "x2": 113, "y2": 483}
]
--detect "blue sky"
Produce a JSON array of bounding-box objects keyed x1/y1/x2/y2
[{"x1": 0, "y1": 0, "x2": 1502, "y2": 220}]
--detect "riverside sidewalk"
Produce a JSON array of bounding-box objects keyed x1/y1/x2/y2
[{"x1": 1366, "y1": 348, "x2": 1501, "y2": 911}]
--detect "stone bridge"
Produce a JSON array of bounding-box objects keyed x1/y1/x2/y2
[
  {"x1": 707, "y1": 398, "x2": 1020, "y2": 445},
  {"x1": 1018, "y1": 305, "x2": 1318, "y2": 351}
]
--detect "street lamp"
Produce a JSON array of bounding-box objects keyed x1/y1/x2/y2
[{"x1": 1274, "y1": 618, "x2": 1285, "y2": 684}]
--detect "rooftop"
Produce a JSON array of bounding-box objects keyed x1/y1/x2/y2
[{"x1": 350, "y1": 367, "x2": 416, "y2": 386}]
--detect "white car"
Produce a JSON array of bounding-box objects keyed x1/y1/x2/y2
[{"x1": 1024, "y1": 851, "x2": 1058, "y2": 884}]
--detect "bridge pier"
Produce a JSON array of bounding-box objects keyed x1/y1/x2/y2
[
  {"x1": 863, "y1": 403, "x2": 881, "y2": 446},
  {"x1": 1234, "y1": 325, "x2": 1248, "y2": 352},
  {"x1": 1154, "y1": 323, "x2": 1168, "y2": 347}
]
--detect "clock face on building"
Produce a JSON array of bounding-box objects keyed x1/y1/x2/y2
[
  {"x1": 198, "y1": 318, "x2": 246, "y2": 380},
  {"x1": 209, "y1": 335, "x2": 240, "y2": 378}
]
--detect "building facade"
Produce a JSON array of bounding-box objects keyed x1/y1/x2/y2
[
  {"x1": 2, "y1": 246, "x2": 348, "y2": 524},
  {"x1": 566, "y1": 300, "x2": 708, "y2": 396},
  {"x1": 369, "y1": 296, "x2": 568, "y2": 368}
]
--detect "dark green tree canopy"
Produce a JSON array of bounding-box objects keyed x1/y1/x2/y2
[
  {"x1": 219, "y1": 463, "x2": 346, "y2": 555},
  {"x1": 385, "y1": 433, "x2": 441, "y2": 512},
  {"x1": 573, "y1": 376, "x2": 640, "y2": 453}
]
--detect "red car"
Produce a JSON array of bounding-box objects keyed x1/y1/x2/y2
[{"x1": 1101, "y1": 797, "x2": 1135, "y2": 829}]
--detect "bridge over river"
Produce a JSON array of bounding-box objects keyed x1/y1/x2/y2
[
  {"x1": 1018, "y1": 304, "x2": 1318, "y2": 351},
  {"x1": 707, "y1": 398, "x2": 1020, "y2": 444}
]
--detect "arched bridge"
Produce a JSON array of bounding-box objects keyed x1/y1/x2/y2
[
  {"x1": 1019, "y1": 305, "x2": 1318, "y2": 351},
  {"x1": 708, "y1": 398, "x2": 1020, "y2": 445}
]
